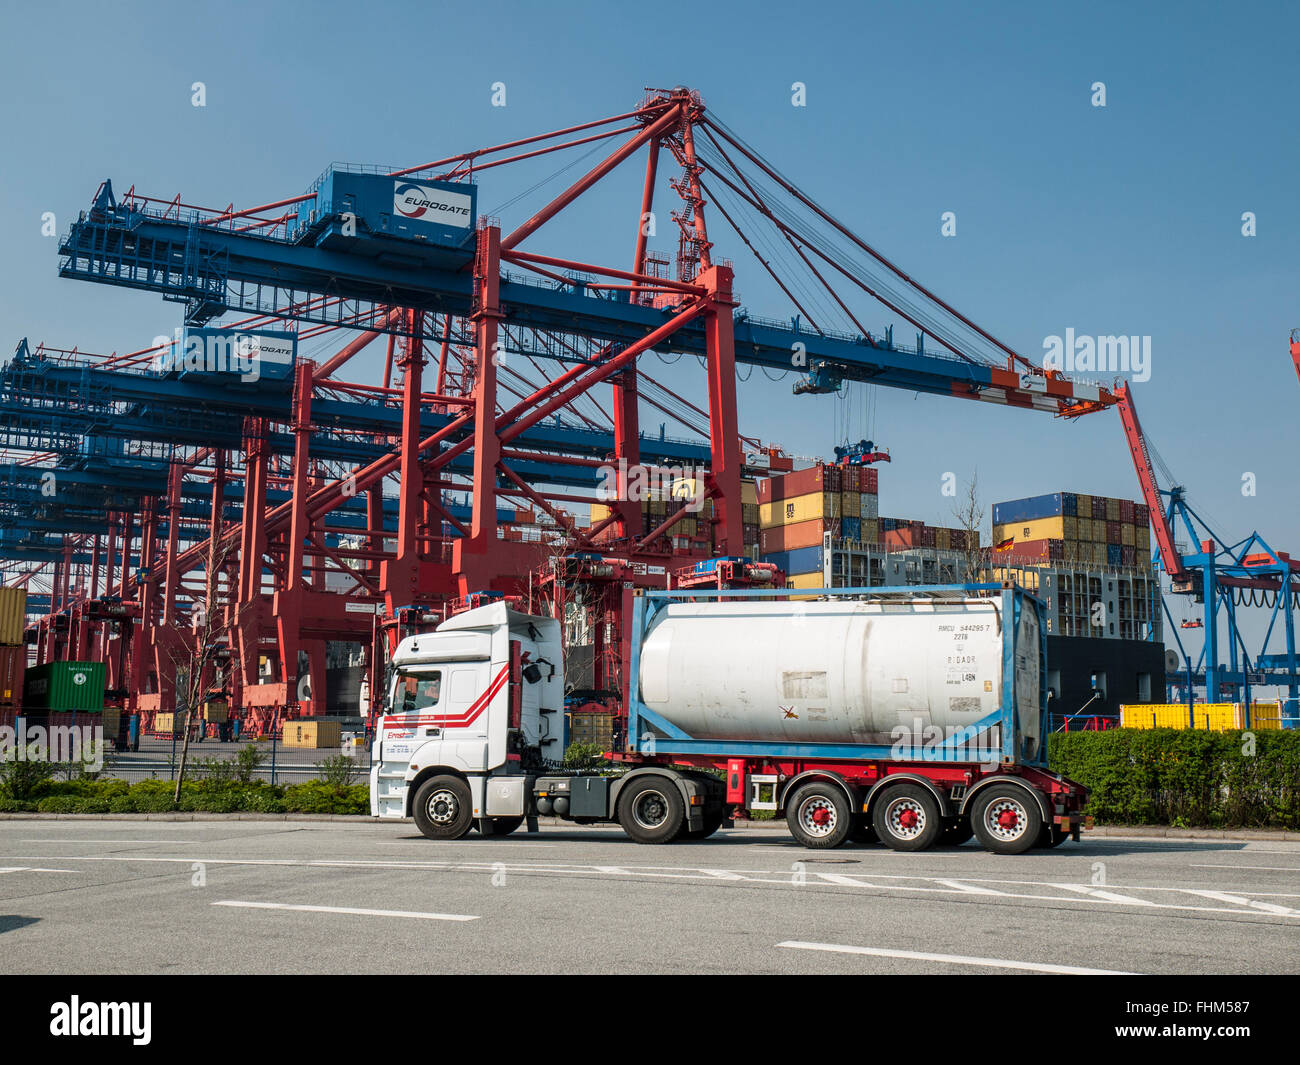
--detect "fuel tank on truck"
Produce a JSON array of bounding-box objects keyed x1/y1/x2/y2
[{"x1": 637, "y1": 596, "x2": 1036, "y2": 749}]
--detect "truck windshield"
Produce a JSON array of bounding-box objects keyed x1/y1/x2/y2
[{"x1": 393, "y1": 670, "x2": 442, "y2": 713}]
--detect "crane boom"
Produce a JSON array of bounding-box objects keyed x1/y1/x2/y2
[{"x1": 1114, "y1": 383, "x2": 1191, "y2": 591}]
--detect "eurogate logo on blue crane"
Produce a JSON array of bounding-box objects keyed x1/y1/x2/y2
[{"x1": 393, "y1": 180, "x2": 473, "y2": 224}]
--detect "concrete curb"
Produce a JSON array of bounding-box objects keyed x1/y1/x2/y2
[{"x1": 0, "y1": 812, "x2": 1296, "y2": 839}]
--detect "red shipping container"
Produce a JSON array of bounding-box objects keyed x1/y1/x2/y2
[
  {"x1": 756, "y1": 465, "x2": 825, "y2": 504},
  {"x1": 1119, "y1": 499, "x2": 1135, "y2": 523},
  {"x1": 0, "y1": 645, "x2": 25, "y2": 707},
  {"x1": 863, "y1": 468, "x2": 878, "y2": 494},
  {"x1": 843, "y1": 467, "x2": 859, "y2": 492},
  {"x1": 759, "y1": 518, "x2": 829, "y2": 553},
  {"x1": 1121, "y1": 545, "x2": 1136, "y2": 567},
  {"x1": 1106, "y1": 520, "x2": 1121, "y2": 544},
  {"x1": 1002, "y1": 538, "x2": 1064, "y2": 563},
  {"x1": 1134, "y1": 503, "x2": 1149, "y2": 525},
  {"x1": 884, "y1": 528, "x2": 919, "y2": 548},
  {"x1": 1091, "y1": 497, "x2": 1107, "y2": 519},
  {"x1": 921, "y1": 526, "x2": 936, "y2": 547}
]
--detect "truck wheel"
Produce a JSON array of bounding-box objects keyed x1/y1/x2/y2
[
  {"x1": 681, "y1": 809, "x2": 726, "y2": 840},
  {"x1": 786, "y1": 782, "x2": 853, "y2": 849},
  {"x1": 617, "y1": 776, "x2": 685, "y2": 844},
  {"x1": 940, "y1": 820, "x2": 974, "y2": 847},
  {"x1": 872, "y1": 784, "x2": 942, "y2": 851},
  {"x1": 412, "y1": 775, "x2": 474, "y2": 841},
  {"x1": 970, "y1": 785, "x2": 1042, "y2": 855}
]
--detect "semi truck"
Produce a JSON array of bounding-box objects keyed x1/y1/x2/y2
[{"x1": 369, "y1": 583, "x2": 1088, "y2": 854}]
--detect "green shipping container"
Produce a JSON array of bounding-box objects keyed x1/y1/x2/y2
[
  {"x1": 0, "y1": 585, "x2": 27, "y2": 646},
  {"x1": 22, "y1": 661, "x2": 106, "y2": 712}
]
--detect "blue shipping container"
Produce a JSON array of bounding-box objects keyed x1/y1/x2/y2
[
  {"x1": 761, "y1": 546, "x2": 822, "y2": 575},
  {"x1": 842, "y1": 516, "x2": 862, "y2": 540},
  {"x1": 1106, "y1": 543, "x2": 1123, "y2": 566},
  {"x1": 993, "y1": 493, "x2": 1066, "y2": 525}
]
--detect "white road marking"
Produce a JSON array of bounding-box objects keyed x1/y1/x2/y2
[
  {"x1": 0, "y1": 866, "x2": 77, "y2": 874},
  {"x1": 1053, "y1": 884, "x2": 1157, "y2": 906},
  {"x1": 212, "y1": 901, "x2": 478, "y2": 922},
  {"x1": 1181, "y1": 890, "x2": 1298, "y2": 916},
  {"x1": 1191, "y1": 864, "x2": 1300, "y2": 873},
  {"x1": 700, "y1": 868, "x2": 747, "y2": 880},
  {"x1": 21, "y1": 839, "x2": 205, "y2": 845},
  {"x1": 933, "y1": 879, "x2": 1010, "y2": 896},
  {"x1": 777, "y1": 941, "x2": 1136, "y2": 975},
  {"x1": 815, "y1": 872, "x2": 874, "y2": 887}
]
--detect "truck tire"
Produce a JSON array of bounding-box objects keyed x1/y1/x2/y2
[
  {"x1": 872, "y1": 784, "x2": 942, "y2": 851},
  {"x1": 786, "y1": 782, "x2": 853, "y2": 849},
  {"x1": 681, "y1": 809, "x2": 726, "y2": 840},
  {"x1": 970, "y1": 785, "x2": 1042, "y2": 855},
  {"x1": 940, "y1": 819, "x2": 974, "y2": 847},
  {"x1": 412, "y1": 775, "x2": 475, "y2": 841},
  {"x1": 617, "y1": 776, "x2": 686, "y2": 844}
]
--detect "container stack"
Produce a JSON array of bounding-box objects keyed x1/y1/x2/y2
[
  {"x1": 992, "y1": 492, "x2": 1151, "y2": 569},
  {"x1": 0, "y1": 586, "x2": 27, "y2": 713},
  {"x1": 758, "y1": 464, "x2": 880, "y2": 586},
  {"x1": 879, "y1": 518, "x2": 978, "y2": 552}
]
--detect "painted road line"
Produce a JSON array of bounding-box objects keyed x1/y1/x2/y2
[
  {"x1": 814, "y1": 872, "x2": 875, "y2": 887},
  {"x1": 0, "y1": 867, "x2": 77, "y2": 874},
  {"x1": 933, "y1": 879, "x2": 1011, "y2": 896},
  {"x1": 1052, "y1": 884, "x2": 1156, "y2": 906},
  {"x1": 212, "y1": 901, "x2": 479, "y2": 921},
  {"x1": 777, "y1": 941, "x2": 1137, "y2": 975},
  {"x1": 1191, "y1": 864, "x2": 1300, "y2": 873},
  {"x1": 1181, "y1": 890, "x2": 1298, "y2": 916}
]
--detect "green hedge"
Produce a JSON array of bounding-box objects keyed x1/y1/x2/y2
[
  {"x1": 0, "y1": 777, "x2": 370, "y2": 815},
  {"x1": 1048, "y1": 728, "x2": 1300, "y2": 829}
]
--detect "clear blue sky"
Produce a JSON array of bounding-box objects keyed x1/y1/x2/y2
[{"x1": 1, "y1": 0, "x2": 1297, "y2": 645}]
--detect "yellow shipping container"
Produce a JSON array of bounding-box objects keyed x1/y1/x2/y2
[
  {"x1": 1120, "y1": 703, "x2": 1244, "y2": 730},
  {"x1": 759, "y1": 491, "x2": 840, "y2": 528},
  {"x1": 1105, "y1": 497, "x2": 1121, "y2": 521},
  {"x1": 203, "y1": 700, "x2": 230, "y2": 723},
  {"x1": 281, "y1": 719, "x2": 342, "y2": 748},
  {"x1": 841, "y1": 491, "x2": 860, "y2": 518},
  {"x1": 994, "y1": 516, "x2": 1077, "y2": 544},
  {"x1": 1249, "y1": 702, "x2": 1284, "y2": 730},
  {"x1": 1120, "y1": 524, "x2": 1135, "y2": 546},
  {"x1": 590, "y1": 502, "x2": 612, "y2": 523},
  {"x1": 1136, "y1": 526, "x2": 1151, "y2": 550},
  {"x1": 1075, "y1": 494, "x2": 1092, "y2": 517},
  {"x1": 935, "y1": 527, "x2": 951, "y2": 551},
  {"x1": 860, "y1": 519, "x2": 879, "y2": 544},
  {"x1": 0, "y1": 585, "x2": 26, "y2": 646},
  {"x1": 154, "y1": 712, "x2": 175, "y2": 734},
  {"x1": 786, "y1": 571, "x2": 826, "y2": 590},
  {"x1": 1077, "y1": 518, "x2": 1095, "y2": 542},
  {"x1": 741, "y1": 480, "x2": 758, "y2": 506}
]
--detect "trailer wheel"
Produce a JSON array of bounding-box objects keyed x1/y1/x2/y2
[
  {"x1": 970, "y1": 785, "x2": 1042, "y2": 855},
  {"x1": 872, "y1": 784, "x2": 942, "y2": 851},
  {"x1": 412, "y1": 775, "x2": 474, "y2": 841},
  {"x1": 786, "y1": 782, "x2": 853, "y2": 849},
  {"x1": 940, "y1": 820, "x2": 975, "y2": 847},
  {"x1": 617, "y1": 776, "x2": 685, "y2": 844},
  {"x1": 681, "y1": 809, "x2": 726, "y2": 840}
]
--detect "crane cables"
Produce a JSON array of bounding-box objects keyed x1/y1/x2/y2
[{"x1": 695, "y1": 113, "x2": 1034, "y2": 372}]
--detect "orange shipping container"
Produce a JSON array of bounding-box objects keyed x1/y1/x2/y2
[{"x1": 759, "y1": 518, "x2": 830, "y2": 553}]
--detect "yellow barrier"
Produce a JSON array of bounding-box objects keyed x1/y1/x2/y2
[{"x1": 1120, "y1": 702, "x2": 1289, "y2": 731}]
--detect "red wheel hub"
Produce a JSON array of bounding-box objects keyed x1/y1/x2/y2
[
  {"x1": 997, "y1": 807, "x2": 1020, "y2": 830},
  {"x1": 811, "y1": 806, "x2": 831, "y2": 826},
  {"x1": 898, "y1": 808, "x2": 918, "y2": 830}
]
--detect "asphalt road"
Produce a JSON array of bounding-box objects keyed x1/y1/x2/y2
[{"x1": 0, "y1": 820, "x2": 1296, "y2": 975}]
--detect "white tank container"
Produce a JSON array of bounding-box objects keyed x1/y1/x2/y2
[{"x1": 638, "y1": 597, "x2": 1037, "y2": 747}]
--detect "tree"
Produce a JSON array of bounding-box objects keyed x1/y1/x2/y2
[{"x1": 951, "y1": 469, "x2": 986, "y2": 584}]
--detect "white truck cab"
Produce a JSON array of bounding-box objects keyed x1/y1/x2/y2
[{"x1": 370, "y1": 602, "x2": 564, "y2": 836}]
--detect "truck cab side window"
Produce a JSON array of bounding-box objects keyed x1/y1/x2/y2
[{"x1": 399, "y1": 671, "x2": 442, "y2": 712}]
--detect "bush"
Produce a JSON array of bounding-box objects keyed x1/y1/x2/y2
[
  {"x1": 1049, "y1": 728, "x2": 1300, "y2": 829},
  {"x1": 128, "y1": 779, "x2": 179, "y2": 813},
  {"x1": 316, "y1": 754, "x2": 360, "y2": 788},
  {"x1": 563, "y1": 741, "x2": 608, "y2": 770},
  {"x1": 282, "y1": 780, "x2": 369, "y2": 814},
  {"x1": 0, "y1": 757, "x2": 57, "y2": 800},
  {"x1": 235, "y1": 743, "x2": 266, "y2": 783}
]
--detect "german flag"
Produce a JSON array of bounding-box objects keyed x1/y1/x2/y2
[{"x1": 994, "y1": 537, "x2": 1015, "y2": 553}]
